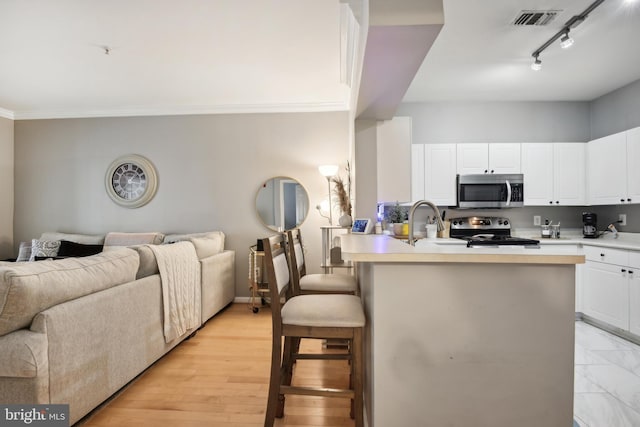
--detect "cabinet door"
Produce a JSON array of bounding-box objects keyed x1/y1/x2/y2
[
  {"x1": 456, "y1": 143, "x2": 488, "y2": 174},
  {"x1": 377, "y1": 117, "x2": 412, "y2": 202},
  {"x1": 554, "y1": 143, "x2": 586, "y2": 205},
  {"x1": 425, "y1": 144, "x2": 457, "y2": 206},
  {"x1": 588, "y1": 132, "x2": 627, "y2": 205},
  {"x1": 411, "y1": 144, "x2": 425, "y2": 201},
  {"x1": 627, "y1": 127, "x2": 640, "y2": 204},
  {"x1": 630, "y1": 269, "x2": 640, "y2": 335},
  {"x1": 583, "y1": 261, "x2": 629, "y2": 330},
  {"x1": 489, "y1": 143, "x2": 521, "y2": 173},
  {"x1": 521, "y1": 143, "x2": 553, "y2": 206}
]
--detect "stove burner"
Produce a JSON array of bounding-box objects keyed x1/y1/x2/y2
[{"x1": 449, "y1": 216, "x2": 540, "y2": 248}]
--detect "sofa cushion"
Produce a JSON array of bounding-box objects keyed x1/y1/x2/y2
[
  {"x1": 29, "y1": 239, "x2": 61, "y2": 262},
  {"x1": 40, "y1": 232, "x2": 105, "y2": 245},
  {"x1": 57, "y1": 240, "x2": 103, "y2": 258},
  {"x1": 131, "y1": 245, "x2": 160, "y2": 279},
  {"x1": 189, "y1": 237, "x2": 220, "y2": 260},
  {"x1": 0, "y1": 248, "x2": 139, "y2": 336},
  {"x1": 104, "y1": 232, "x2": 164, "y2": 247},
  {"x1": 164, "y1": 231, "x2": 225, "y2": 254}
]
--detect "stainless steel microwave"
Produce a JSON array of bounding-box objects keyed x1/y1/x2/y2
[{"x1": 456, "y1": 174, "x2": 524, "y2": 209}]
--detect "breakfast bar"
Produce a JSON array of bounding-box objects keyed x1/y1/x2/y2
[{"x1": 340, "y1": 234, "x2": 585, "y2": 427}]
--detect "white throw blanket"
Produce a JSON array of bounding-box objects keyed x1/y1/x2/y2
[{"x1": 148, "y1": 242, "x2": 201, "y2": 343}]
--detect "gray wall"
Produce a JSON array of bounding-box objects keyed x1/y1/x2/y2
[
  {"x1": 0, "y1": 117, "x2": 13, "y2": 259},
  {"x1": 14, "y1": 112, "x2": 351, "y2": 297},
  {"x1": 396, "y1": 101, "x2": 591, "y2": 143},
  {"x1": 590, "y1": 78, "x2": 640, "y2": 140}
]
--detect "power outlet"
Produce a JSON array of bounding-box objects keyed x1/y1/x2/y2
[
  {"x1": 619, "y1": 214, "x2": 627, "y2": 226},
  {"x1": 533, "y1": 215, "x2": 541, "y2": 226}
]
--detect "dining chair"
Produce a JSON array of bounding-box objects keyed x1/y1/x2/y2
[
  {"x1": 261, "y1": 233, "x2": 365, "y2": 427},
  {"x1": 287, "y1": 228, "x2": 358, "y2": 295}
]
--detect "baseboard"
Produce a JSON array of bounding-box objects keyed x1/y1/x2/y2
[
  {"x1": 580, "y1": 314, "x2": 640, "y2": 346},
  {"x1": 234, "y1": 297, "x2": 252, "y2": 303}
]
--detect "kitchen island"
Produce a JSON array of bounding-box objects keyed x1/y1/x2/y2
[{"x1": 339, "y1": 234, "x2": 585, "y2": 427}]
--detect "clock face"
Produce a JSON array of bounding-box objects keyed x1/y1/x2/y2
[{"x1": 105, "y1": 155, "x2": 158, "y2": 208}]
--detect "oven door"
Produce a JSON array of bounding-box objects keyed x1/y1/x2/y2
[{"x1": 457, "y1": 174, "x2": 524, "y2": 208}]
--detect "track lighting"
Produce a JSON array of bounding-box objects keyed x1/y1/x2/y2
[
  {"x1": 560, "y1": 32, "x2": 574, "y2": 49},
  {"x1": 531, "y1": 56, "x2": 542, "y2": 71},
  {"x1": 529, "y1": 0, "x2": 604, "y2": 70}
]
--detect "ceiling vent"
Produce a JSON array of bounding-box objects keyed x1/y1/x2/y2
[{"x1": 512, "y1": 10, "x2": 561, "y2": 26}]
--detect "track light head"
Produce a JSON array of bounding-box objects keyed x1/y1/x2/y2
[
  {"x1": 531, "y1": 56, "x2": 542, "y2": 71},
  {"x1": 560, "y1": 32, "x2": 574, "y2": 49}
]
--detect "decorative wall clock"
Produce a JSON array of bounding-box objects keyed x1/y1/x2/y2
[{"x1": 105, "y1": 154, "x2": 158, "y2": 208}]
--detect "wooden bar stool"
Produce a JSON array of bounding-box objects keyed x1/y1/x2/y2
[
  {"x1": 287, "y1": 228, "x2": 358, "y2": 295},
  {"x1": 262, "y1": 234, "x2": 365, "y2": 427}
]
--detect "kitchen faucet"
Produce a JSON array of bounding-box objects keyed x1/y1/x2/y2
[{"x1": 407, "y1": 200, "x2": 445, "y2": 246}]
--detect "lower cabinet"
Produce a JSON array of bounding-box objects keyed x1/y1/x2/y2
[
  {"x1": 581, "y1": 246, "x2": 640, "y2": 334},
  {"x1": 628, "y1": 254, "x2": 640, "y2": 335},
  {"x1": 583, "y1": 260, "x2": 630, "y2": 330}
]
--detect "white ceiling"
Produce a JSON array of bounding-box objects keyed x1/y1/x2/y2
[
  {"x1": 1, "y1": 0, "x2": 639, "y2": 120},
  {"x1": 0, "y1": 0, "x2": 351, "y2": 119},
  {"x1": 404, "y1": 0, "x2": 640, "y2": 102}
]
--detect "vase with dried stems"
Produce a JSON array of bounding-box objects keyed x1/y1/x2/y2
[{"x1": 332, "y1": 162, "x2": 353, "y2": 227}]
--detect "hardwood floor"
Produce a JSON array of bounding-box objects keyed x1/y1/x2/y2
[{"x1": 80, "y1": 303, "x2": 355, "y2": 427}]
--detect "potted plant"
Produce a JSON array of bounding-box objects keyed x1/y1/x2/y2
[
  {"x1": 332, "y1": 162, "x2": 353, "y2": 227},
  {"x1": 386, "y1": 202, "x2": 407, "y2": 236}
]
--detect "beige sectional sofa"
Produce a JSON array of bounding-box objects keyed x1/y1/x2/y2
[{"x1": 0, "y1": 231, "x2": 235, "y2": 425}]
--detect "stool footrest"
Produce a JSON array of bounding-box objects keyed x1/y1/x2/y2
[
  {"x1": 280, "y1": 385, "x2": 354, "y2": 399},
  {"x1": 294, "y1": 353, "x2": 350, "y2": 360}
]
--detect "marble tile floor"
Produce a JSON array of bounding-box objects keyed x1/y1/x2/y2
[{"x1": 574, "y1": 321, "x2": 640, "y2": 427}]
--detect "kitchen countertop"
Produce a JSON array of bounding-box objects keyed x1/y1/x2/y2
[{"x1": 339, "y1": 233, "x2": 584, "y2": 264}]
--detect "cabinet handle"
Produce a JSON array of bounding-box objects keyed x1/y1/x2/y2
[
  {"x1": 491, "y1": 170, "x2": 495, "y2": 173},
  {"x1": 556, "y1": 201, "x2": 559, "y2": 204},
  {"x1": 622, "y1": 269, "x2": 627, "y2": 273},
  {"x1": 600, "y1": 253, "x2": 605, "y2": 257},
  {"x1": 484, "y1": 169, "x2": 488, "y2": 173},
  {"x1": 628, "y1": 198, "x2": 632, "y2": 202},
  {"x1": 630, "y1": 270, "x2": 634, "y2": 275},
  {"x1": 549, "y1": 201, "x2": 553, "y2": 204},
  {"x1": 621, "y1": 198, "x2": 625, "y2": 202}
]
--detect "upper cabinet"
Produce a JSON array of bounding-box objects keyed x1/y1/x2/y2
[
  {"x1": 377, "y1": 117, "x2": 412, "y2": 203},
  {"x1": 522, "y1": 143, "x2": 586, "y2": 206},
  {"x1": 456, "y1": 143, "x2": 520, "y2": 174},
  {"x1": 588, "y1": 129, "x2": 639, "y2": 205},
  {"x1": 411, "y1": 144, "x2": 457, "y2": 205}
]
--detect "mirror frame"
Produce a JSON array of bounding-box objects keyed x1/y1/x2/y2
[{"x1": 255, "y1": 176, "x2": 310, "y2": 232}]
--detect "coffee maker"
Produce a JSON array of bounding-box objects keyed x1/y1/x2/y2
[{"x1": 583, "y1": 212, "x2": 598, "y2": 238}]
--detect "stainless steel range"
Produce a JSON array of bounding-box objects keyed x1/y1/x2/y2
[{"x1": 449, "y1": 216, "x2": 540, "y2": 248}]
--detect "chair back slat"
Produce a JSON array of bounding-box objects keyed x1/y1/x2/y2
[{"x1": 262, "y1": 234, "x2": 291, "y2": 322}]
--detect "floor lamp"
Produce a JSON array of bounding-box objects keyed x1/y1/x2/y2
[{"x1": 318, "y1": 164, "x2": 339, "y2": 225}]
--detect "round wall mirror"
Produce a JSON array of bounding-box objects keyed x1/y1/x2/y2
[{"x1": 255, "y1": 177, "x2": 310, "y2": 231}]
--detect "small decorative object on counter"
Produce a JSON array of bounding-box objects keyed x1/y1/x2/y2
[
  {"x1": 386, "y1": 202, "x2": 408, "y2": 236},
  {"x1": 541, "y1": 219, "x2": 552, "y2": 238}
]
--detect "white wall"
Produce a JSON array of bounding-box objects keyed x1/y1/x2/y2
[
  {"x1": 590, "y1": 78, "x2": 640, "y2": 140},
  {"x1": 14, "y1": 112, "x2": 351, "y2": 296},
  {"x1": 397, "y1": 101, "x2": 590, "y2": 143},
  {"x1": 0, "y1": 117, "x2": 13, "y2": 259}
]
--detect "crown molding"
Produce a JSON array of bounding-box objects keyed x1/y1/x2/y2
[
  {"x1": 12, "y1": 101, "x2": 350, "y2": 120},
  {"x1": 0, "y1": 108, "x2": 15, "y2": 120}
]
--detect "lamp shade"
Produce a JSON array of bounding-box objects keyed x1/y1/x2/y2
[{"x1": 318, "y1": 164, "x2": 339, "y2": 177}]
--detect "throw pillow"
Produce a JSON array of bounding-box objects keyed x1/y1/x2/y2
[
  {"x1": 57, "y1": 240, "x2": 103, "y2": 257},
  {"x1": 16, "y1": 242, "x2": 32, "y2": 262},
  {"x1": 29, "y1": 239, "x2": 61, "y2": 262}
]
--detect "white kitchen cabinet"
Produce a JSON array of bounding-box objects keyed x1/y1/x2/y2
[
  {"x1": 521, "y1": 143, "x2": 585, "y2": 206},
  {"x1": 377, "y1": 117, "x2": 412, "y2": 203},
  {"x1": 424, "y1": 144, "x2": 457, "y2": 206},
  {"x1": 456, "y1": 143, "x2": 520, "y2": 174},
  {"x1": 583, "y1": 260, "x2": 629, "y2": 330},
  {"x1": 582, "y1": 246, "x2": 640, "y2": 332},
  {"x1": 588, "y1": 130, "x2": 633, "y2": 205},
  {"x1": 626, "y1": 127, "x2": 640, "y2": 203},
  {"x1": 411, "y1": 144, "x2": 457, "y2": 205},
  {"x1": 411, "y1": 144, "x2": 425, "y2": 201},
  {"x1": 628, "y1": 252, "x2": 640, "y2": 335},
  {"x1": 554, "y1": 143, "x2": 586, "y2": 205}
]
